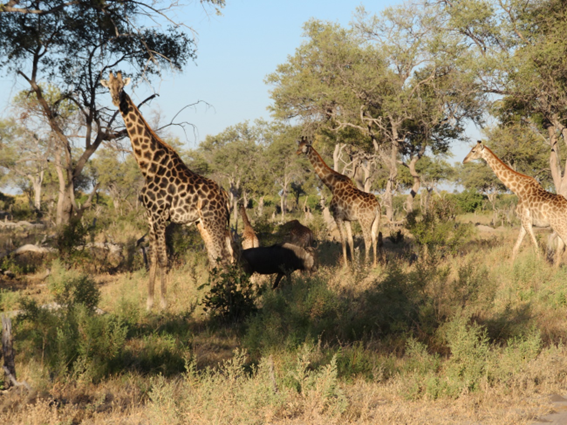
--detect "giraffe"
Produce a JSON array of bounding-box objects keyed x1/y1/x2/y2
[
  {"x1": 101, "y1": 72, "x2": 233, "y2": 310},
  {"x1": 239, "y1": 204, "x2": 260, "y2": 250},
  {"x1": 463, "y1": 140, "x2": 567, "y2": 266},
  {"x1": 296, "y1": 137, "x2": 381, "y2": 266}
]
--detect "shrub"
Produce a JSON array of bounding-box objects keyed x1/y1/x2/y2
[
  {"x1": 405, "y1": 200, "x2": 473, "y2": 260},
  {"x1": 47, "y1": 259, "x2": 100, "y2": 311},
  {"x1": 244, "y1": 278, "x2": 347, "y2": 354},
  {"x1": 16, "y1": 300, "x2": 127, "y2": 383},
  {"x1": 200, "y1": 265, "x2": 259, "y2": 324},
  {"x1": 15, "y1": 262, "x2": 127, "y2": 382},
  {"x1": 451, "y1": 190, "x2": 484, "y2": 213},
  {"x1": 55, "y1": 219, "x2": 90, "y2": 266}
]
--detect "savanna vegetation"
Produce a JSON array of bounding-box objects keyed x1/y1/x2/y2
[{"x1": 2, "y1": 0, "x2": 567, "y2": 424}]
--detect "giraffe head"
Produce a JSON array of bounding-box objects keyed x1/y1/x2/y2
[
  {"x1": 463, "y1": 140, "x2": 485, "y2": 164},
  {"x1": 296, "y1": 136, "x2": 312, "y2": 155},
  {"x1": 100, "y1": 71, "x2": 131, "y2": 107}
]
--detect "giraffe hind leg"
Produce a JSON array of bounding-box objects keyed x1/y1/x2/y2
[
  {"x1": 553, "y1": 232, "x2": 567, "y2": 268},
  {"x1": 370, "y1": 210, "x2": 382, "y2": 266},
  {"x1": 334, "y1": 218, "x2": 349, "y2": 267},
  {"x1": 344, "y1": 221, "x2": 355, "y2": 263},
  {"x1": 147, "y1": 218, "x2": 169, "y2": 311},
  {"x1": 511, "y1": 226, "x2": 527, "y2": 262}
]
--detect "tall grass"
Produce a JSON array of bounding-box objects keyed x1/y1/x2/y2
[{"x1": 4, "y1": 207, "x2": 567, "y2": 423}]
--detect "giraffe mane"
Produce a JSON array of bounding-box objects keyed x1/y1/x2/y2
[
  {"x1": 125, "y1": 93, "x2": 178, "y2": 155},
  {"x1": 484, "y1": 145, "x2": 539, "y2": 185}
]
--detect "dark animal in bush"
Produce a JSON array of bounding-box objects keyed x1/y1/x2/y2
[
  {"x1": 240, "y1": 243, "x2": 317, "y2": 289},
  {"x1": 280, "y1": 219, "x2": 314, "y2": 248}
]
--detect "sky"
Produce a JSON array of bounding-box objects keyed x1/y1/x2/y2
[{"x1": 0, "y1": 0, "x2": 476, "y2": 156}]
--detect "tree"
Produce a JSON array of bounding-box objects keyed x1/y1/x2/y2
[
  {"x1": 438, "y1": 0, "x2": 567, "y2": 196},
  {"x1": 0, "y1": 0, "x2": 224, "y2": 225},
  {"x1": 90, "y1": 148, "x2": 143, "y2": 215},
  {"x1": 0, "y1": 118, "x2": 52, "y2": 213},
  {"x1": 263, "y1": 123, "x2": 304, "y2": 222},
  {"x1": 192, "y1": 122, "x2": 260, "y2": 229},
  {"x1": 268, "y1": 3, "x2": 483, "y2": 220}
]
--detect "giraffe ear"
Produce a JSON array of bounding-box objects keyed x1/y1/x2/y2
[
  {"x1": 100, "y1": 79, "x2": 109, "y2": 88},
  {"x1": 123, "y1": 77, "x2": 131, "y2": 87}
]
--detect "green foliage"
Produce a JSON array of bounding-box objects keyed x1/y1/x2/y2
[
  {"x1": 55, "y1": 219, "x2": 90, "y2": 265},
  {"x1": 405, "y1": 199, "x2": 473, "y2": 259},
  {"x1": 244, "y1": 278, "x2": 347, "y2": 354},
  {"x1": 16, "y1": 266, "x2": 127, "y2": 382},
  {"x1": 451, "y1": 189, "x2": 485, "y2": 213},
  {"x1": 0, "y1": 191, "x2": 15, "y2": 212},
  {"x1": 47, "y1": 260, "x2": 100, "y2": 312},
  {"x1": 200, "y1": 266, "x2": 259, "y2": 324}
]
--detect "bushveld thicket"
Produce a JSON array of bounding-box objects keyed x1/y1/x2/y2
[{"x1": 0, "y1": 194, "x2": 566, "y2": 424}]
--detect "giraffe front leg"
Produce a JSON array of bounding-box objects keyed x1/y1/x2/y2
[
  {"x1": 511, "y1": 226, "x2": 527, "y2": 262},
  {"x1": 148, "y1": 217, "x2": 169, "y2": 311},
  {"x1": 344, "y1": 221, "x2": 356, "y2": 264}
]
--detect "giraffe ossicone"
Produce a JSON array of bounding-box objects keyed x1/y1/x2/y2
[
  {"x1": 296, "y1": 137, "x2": 382, "y2": 266},
  {"x1": 101, "y1": 71, "x2": 234, "y2": 310},
  {"x1": 463, "y1": 140, "x2": 567, "y2": 266}
]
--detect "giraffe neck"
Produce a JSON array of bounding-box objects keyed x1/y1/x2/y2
[
  {"x1": 481, "y1": 147, "x2": 537, "y2": 197},
  {"x1": 305, "y1": 147, "x2": 344, "y2": 191},
  {"x1": 119, "y1": 91, "x2": 179, "y2": 178},
  {"x1": 240, "y1": 206, "x2": 252, "y2": 229}
]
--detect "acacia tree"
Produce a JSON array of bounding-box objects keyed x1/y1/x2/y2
[
  {"x1": 191, "y1": 122, "x2": 260, "y2": 229},
  {"x1": 0, "y1": 0, "x2": 224, "y2": 225},
  {"x1": 90, "y1": 149, "x2": 143, "y2": 215},
  {"x1": 439, "y1": 0, "x2": 567, "y2": 196},
  {"x1": 268, "y1": 3, "x2": 483, "y2": 220}
]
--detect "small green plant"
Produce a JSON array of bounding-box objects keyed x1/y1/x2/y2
[
  {"x1": 16, "y1": 299, "x2": 127, "y2": 382},
  {"x1": 200, "y1": 265, "x2": 259, "y2": 324},
  {"x1": 47, "y1": 259, "x2": 100, "y2": 311}
]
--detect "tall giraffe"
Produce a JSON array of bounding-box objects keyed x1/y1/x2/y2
[
  {"x1": 101, "y1": 72, "x2": 233, "y2": 310},
  {"x1": 463, "y1": 140, "x2": 567, "y2": 266},
  {"x1": 297, "y1": 137, "x2": 381, "y2": 266},
  {"x1": 239, "y1": 204, "x2": 260, "y2": 250}
]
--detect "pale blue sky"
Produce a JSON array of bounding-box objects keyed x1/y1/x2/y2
[
  {"x1": 144, "y1": 0, "x2": 396, "y2": 148},
  {"x1": 0, "y1": 0, "x2": 476, "y2": 158}
]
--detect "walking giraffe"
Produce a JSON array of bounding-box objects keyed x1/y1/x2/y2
[
  {"x1": 463, "y1": 140, "x2": 567, "y2": 266},
  {"x1": 296, "y1": 137, "x2": 381, "y2": 266},
  {"x1": 101, "y1": 72, "x2": 233, "y2": 310}
]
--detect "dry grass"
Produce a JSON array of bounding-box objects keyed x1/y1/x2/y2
[{"x1": 2, "y1": 212, "x2": 567, "y2": 424}]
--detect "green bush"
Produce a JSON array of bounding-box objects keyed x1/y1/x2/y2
[
  {"x1": 16, "y1": 300, "x2": 127, "y2": 383},
  {"x1": 47, "y1": 259, "x2": 100, "y2": 311},
  {"x1": 451, "y1": 190, "x2": 484, "y2": 213},
  {"x1": 200, "y1": 265, "x2": 259, "y2": 324},
  {"x1": 55, "y1": 219, "x2": 90, "y2": 265},
  {"x1": 405, "y1": 200, "x2": 473, "y2": 260},
  {"x1": 16, "y1": 262, "x2": 127, "y2": 382},
  {"x1": 244, "y1": 278, "x2": 347, "y2": 354}
]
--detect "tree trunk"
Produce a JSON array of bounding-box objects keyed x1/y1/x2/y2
[
  {"x1": 405, "y1": 156, "x2": 421, "y2": 213},
  {"x1": 549, "y1": 120, "x2": 567, "y2": 197},
  {"x1": 257, "y1": 196, "x2": 264, "y2": 217},
  {"x1": 28, "y1": 171, "x2": 44, "y2": 212}
]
